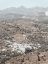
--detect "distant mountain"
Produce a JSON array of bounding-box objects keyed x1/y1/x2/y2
[
  {"x1": 31, "y1": 6, "x2": 46, "y2": 12},
  {"x1": 0, "y1": 6, "x2": 48, "y2": 20},
  {"x1": 0, "y1": 6, "x2": 48, "y2": 15},
  {"x1": 23, "y1": 12, "x2": 48, "y2": 21},
  {"x1": 0, "y1": 13, "x2": 24, "y2": 20}
]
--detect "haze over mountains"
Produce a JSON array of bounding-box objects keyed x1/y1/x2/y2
[{"x1": 0, "y1": 6, "x2": 48, "y2": 20}]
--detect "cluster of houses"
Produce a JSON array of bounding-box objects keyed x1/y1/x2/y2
[
  {"x1": 1, "y1": 39, "x2": 41, "y2": 54},
  {"x1": 5, "y1": 40, "x2": 32, "y2": 54},
  {"x1": 0, "y1": 39, "x2": 41, "y2": 64}
]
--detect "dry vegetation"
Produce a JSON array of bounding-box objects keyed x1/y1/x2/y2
[{"x1": 0, "y1": 18, "x2": 48, "y2": 64}]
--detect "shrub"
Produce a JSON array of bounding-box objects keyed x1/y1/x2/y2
[{"x1": 25, "y1": 47, "x2": 32, "y2": 54}]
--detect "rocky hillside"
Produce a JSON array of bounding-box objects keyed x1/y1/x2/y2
[{"x1": 0, "y1": 18, "x2": 48, "y2": 64}]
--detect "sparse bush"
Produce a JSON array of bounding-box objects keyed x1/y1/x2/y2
[
  {"x1": 21, "y1": 58, "x2": 24, "y2": 62},
  {"x1": 38, "y1": 55, "x2": 40, "y2": 61},
  {"x1": 25, "y1": 47, "x2": 32, "y2": 54}
]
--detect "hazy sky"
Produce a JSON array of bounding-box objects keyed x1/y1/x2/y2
[{"x1": 0, "y1": 0, "x2": 48, "y2": 10}]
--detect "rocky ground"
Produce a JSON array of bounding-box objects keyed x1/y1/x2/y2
[
  {"x1": 0, "y1": 18, "x2": 48, "y2": 64},
  {"x1": 5, "y1": 52, "x2": 48, "y2": 64}
]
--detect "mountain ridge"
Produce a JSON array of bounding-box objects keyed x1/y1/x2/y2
[
  {"x1": 0, "y1": 6, "x2": 48, "y2": 20},
  {"x1": 0, "y1": 6, "x2": 48, "y2": 15}
]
